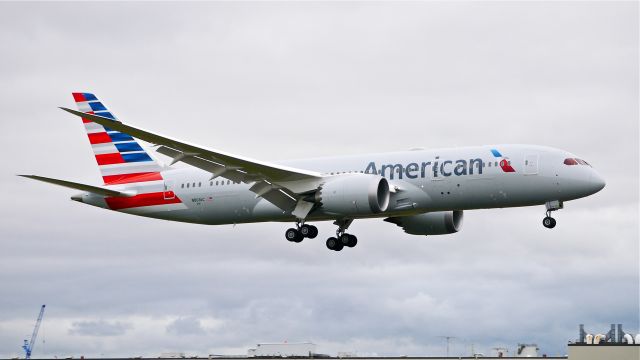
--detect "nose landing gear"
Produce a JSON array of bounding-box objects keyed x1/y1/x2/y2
[
  {"x1": 542, "y1": 200, "x2": 563, "y2": 229},
  {"x1": 542, "y1": 214, "x2": 557, "y2": 229}
]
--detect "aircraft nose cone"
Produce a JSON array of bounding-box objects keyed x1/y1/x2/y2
[{"x1": 590, "y1": 172, "x2": 606, "y2": 193}]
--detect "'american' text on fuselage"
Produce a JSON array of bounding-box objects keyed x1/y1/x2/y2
[{"x1": 364, "y1": 157, "x2": 485, "y2": 180}]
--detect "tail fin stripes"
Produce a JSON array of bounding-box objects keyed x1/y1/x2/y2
[{"x1": 72, "y1": 92, "x2": 163, "y2": 185}]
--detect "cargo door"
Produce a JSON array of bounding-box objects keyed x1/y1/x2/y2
[{"x1": 524, "y1": 154, "x2": 539, "y2": 175}]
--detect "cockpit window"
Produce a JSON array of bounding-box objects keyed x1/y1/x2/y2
[{"x1": 564, "y1": 158, "x2": 592, "y2": 167}]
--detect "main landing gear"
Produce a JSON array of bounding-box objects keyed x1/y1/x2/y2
[
  {"x1": 542, "y1": 200, "x2": 563, "y2": 229},
  {"x1": 326, "y1": 219, "x2": 357, "y2": 252},
  {"x1": 284, "y1": 219, "x2": 358, "y2": 251},
  {"x1": 285, "y1": 222, "x2": 318, "y2": 243}
]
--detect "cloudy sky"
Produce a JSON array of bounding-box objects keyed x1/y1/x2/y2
[{"x1": 0, "y1": 1, "x2": 637, "y2": 358}]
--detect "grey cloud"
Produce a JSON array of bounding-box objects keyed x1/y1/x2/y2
[
  {"x1": 69, "y1": 320, "x2": 132, "y2": 337},
  {"x1": 166, "y1": 317, "x2": 206, "y2": 336}
]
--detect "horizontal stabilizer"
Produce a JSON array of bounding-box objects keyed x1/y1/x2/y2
[{"x1": 18, "y1": 175, "x2": 132, "y2": 197}]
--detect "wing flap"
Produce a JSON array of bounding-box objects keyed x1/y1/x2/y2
[
  {"x1": 156, "y1": 146, "x2": 248, "y2": 183},
  {"x1": 259, "y1": 188, "x2": 297, "y2": 211}
]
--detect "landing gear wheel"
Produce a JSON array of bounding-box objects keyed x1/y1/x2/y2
[
  {"x1": 326, "y1": 237, "x2": 343, "y2": 251},
  {"x1": 339, "y1": 233, "x2": 351, "y2": 246},
  {"x1": 346, "y1": 234, "x2": 357, "y2": 248},
  {"x1": 285, "y1": 228, "x2": 303, "y2": 242},
  {"x1": 542, "y1": 216, "x2": 556, "y2": 229},
  {"x1": 339, "y1": 234, "x2": 357, "y2": 248},
  {"x1": 300, "y1": 224, "x2": 318, "y2": 239}
]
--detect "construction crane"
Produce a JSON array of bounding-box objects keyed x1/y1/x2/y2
[{"x1": 22, "y1": 305, "x2": 46, "y2": 359}]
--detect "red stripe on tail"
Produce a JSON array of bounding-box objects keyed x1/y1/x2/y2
[
  {"x1": 88, "y1": 132, "x2": 112, "y2": 144},
  {"x1": 95, "y1": 153, "x2": 124, "y2": 165},
  {"x1": 82, "y1": 111, "x2": 95, "y2": 124},
  {"x1": 72, "y1": 93, "x2": 86, "y2": 102}
]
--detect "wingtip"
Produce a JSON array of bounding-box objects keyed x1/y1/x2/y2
[{"x1": 17, "y1": 174, "x2": 38, "y2": 180}]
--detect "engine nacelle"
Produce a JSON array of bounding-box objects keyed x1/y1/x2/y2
[
  {"x1": 317, "y1": 174, "x2": 390, "y2": 216},
  {"x1": 385, "y1": 210, "x2": 464, "y2": 235}
]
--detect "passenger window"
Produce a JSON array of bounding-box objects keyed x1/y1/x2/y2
[
  {"x1": 227, "y1": 180, "x2": 230, "y2": 185},
  {"x1": 186, "y1": 183, "x2": 190, "y2": 188},
  {"x1": 210, "y1": 181, "x2": 213, "y2": 186},
  {"x1": 525, "y1": 160, "x2": 529, "y2": 165},
  {"x1": 488, "y1": 162, "x2": 492, "y2": 167},
  {"x1": 181, "y1": 184, "x2": 184, "y2": 188},
  {"x1": 198, "y1": 182, "x2": 201, "y2": 187},
  {"x1": 495, "y1": 162, "x2": 498, "y2": 167}
]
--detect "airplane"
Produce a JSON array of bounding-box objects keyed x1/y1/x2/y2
[{"x1": 20, "y1": 93, "x2": 606, "y2": 251}]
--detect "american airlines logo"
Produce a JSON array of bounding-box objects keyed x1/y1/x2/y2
[{"x1": 364, "y1": 149, "x2": 515, "y2": 180}]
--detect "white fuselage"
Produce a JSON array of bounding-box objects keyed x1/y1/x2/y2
[{"x1": 77, "y1": 144, "x2": 605, "y2": 226}]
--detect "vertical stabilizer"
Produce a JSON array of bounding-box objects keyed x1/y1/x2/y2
[{"x1": 72, "y1": 92, "x2": 163, "y2": 185}]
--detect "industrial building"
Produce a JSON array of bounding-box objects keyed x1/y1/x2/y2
[
  {"x1": 9, "y1": 323, "x2": 639, "y2": 360},
  {"x1": 247, "y1": 343, "x2": 317, "y2": 358}
]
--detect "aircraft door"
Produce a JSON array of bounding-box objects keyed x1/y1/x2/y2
[
  {"x1": 524, "y1": 154, "x2": 539, "y2": 175},
  {"x1": 163, "y1": 180, "x2": 176, "y2": 200}
]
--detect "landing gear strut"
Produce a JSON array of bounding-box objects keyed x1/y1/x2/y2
[
  {"x1": 285, "y1": 221, "x2": 318, "y2": 243},
  {"x1": 542, "y1": 200, "x2": 562, "y2": 229},
  {"x1": 326, "y1": 219, "x2": 357, "y2": 251}
]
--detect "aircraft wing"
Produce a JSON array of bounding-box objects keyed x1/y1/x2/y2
[
  {"x1": 19, "y1": 175, "x2": 132, "y2": 197},
  {"x1": 60, "y1": 107, "x2": 323, "y2": 215}
]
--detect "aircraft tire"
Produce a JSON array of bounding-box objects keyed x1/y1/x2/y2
[
  {"x1": 542, "y1": 217, "x2": 556, "y2": 229},
  {"x1": 326, "y1": 237, "x2": 342, "y2": 251},
  {"x1": 346, "y1": 234, "x2": 357, "y2": 248},
  {"x1": 334, "y1": 241, "x2": 344, "y2": 251},
  {"x1": 286, "y1": 228, "x2": 303, "y2": 242},
  {"x1": 300, "y1": 224, "x2": 318, "y2": 239}
]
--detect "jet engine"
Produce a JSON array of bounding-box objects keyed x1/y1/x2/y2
[
  {"x1": 316, "y1": 174, "x2": 390, "y2": 216},
  {"x1": 384, "y1": 210, "x2": 463, "y2": 235}
]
